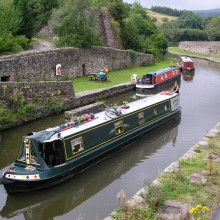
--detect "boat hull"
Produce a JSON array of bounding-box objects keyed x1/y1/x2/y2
[{"x1": 2, "y1": 106, "x2": 181, "y2": 194}]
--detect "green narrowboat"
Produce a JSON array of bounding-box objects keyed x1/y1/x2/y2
[{"x1": 0, "y1": 92, "x2": 181, "y2": 194}]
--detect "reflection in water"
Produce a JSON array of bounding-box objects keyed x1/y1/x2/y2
[
  {"x1": 0, "y1": 117, "x2": 180, "y2": 220},
  {"x1": 182, "y1": 70, "x2": 195, "y2": 82}
]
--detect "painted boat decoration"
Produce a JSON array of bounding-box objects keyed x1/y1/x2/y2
[
  {"x1": 179, "y1": 56, "x2": 195, "y2": 71},
  {"x1": 0, "y1": 92, "x2": 181, "y2": 194},
  {"x1": 136, "y1": 67, "x2": 181, "y2": 91}
]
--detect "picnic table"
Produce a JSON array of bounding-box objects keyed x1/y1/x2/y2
[{"x1": 89, "y1": 73, "x2": 108, "y2": 81}]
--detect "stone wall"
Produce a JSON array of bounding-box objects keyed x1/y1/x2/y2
[
  {"x1": 97, "y1": 11, "x2": 123, "y2": 49},
  {"x1": 179, "y1": 41, "x2": 220, "y2": 55},
  {"x1": 0, "y1": 81, "x2": 74, "y2": 101},
  {"x1": 65, "y1": 102, "x2": 105, "y2": 122},
  {"x1": 0, "y1": 47, "x2": 154, "y2": 82},
  {"x1": 0, "y1": 82, "x2": 135, "y2": 131}
]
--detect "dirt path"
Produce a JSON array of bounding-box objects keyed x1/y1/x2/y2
[{"x1": 30, "y1": 38, "x2": 53, "y2": 51}]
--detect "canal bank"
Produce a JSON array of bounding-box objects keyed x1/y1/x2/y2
[
  {"x1": 104, "y1": 121, "x2": 220, "y2": 220},
  {"x1": 168, "y1": 49, "x2": 220, "y2": 64},
  {"x1": 0, "y1": 82, "x2": 135, "y2": 131}
]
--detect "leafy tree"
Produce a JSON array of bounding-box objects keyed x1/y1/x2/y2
[
  {"x1": 121, "y1": 3, "x2": 167, "y2": 58},
  {"x1": 0, "y1": 1, "x2": 29, "y2": 52},
  {"x1": 205, "y1": 17, "x2": 220, "y2": 40},
  {"x1": 52, "y1": 0, "x2": 103, "y2": 48},
  {"x1": 13, "y1": 0, "x2": 35, "y2": 39},
  {"x1": 108, "y1": 0, "x2": 130, "y2": 23},
  {"x1": 0, "y1": 0, "x2": 21, "y2": 35}
]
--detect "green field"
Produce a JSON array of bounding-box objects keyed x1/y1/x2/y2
[
  {"x1": 169, "y1": 47, "x2": 220, "y2": 62},
  {"x1": 72, "y1": 57, "x2": 177, "y2": 93},
  {"x1": 146, "y1": 9, "x2": 178, "y2": 25}
]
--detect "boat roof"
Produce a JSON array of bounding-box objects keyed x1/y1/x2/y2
[
  {"x1": 181, "y1": 56, "x2": 193, "y2": 63},
  {"x1": 143, "y1": 66, "x2": 178, "y2": 76},
  {"x1": 26, "y1": 92, "x2": 177, "y2": 143}
]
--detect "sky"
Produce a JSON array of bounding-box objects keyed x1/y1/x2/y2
[{"x1": 123, "y1": 0, "x2": 220, "y2": 11}]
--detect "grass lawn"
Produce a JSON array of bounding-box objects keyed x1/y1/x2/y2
[
  {"x1": 72, "y1": 57, "x2": 177, "y2": 93},
  {"x1": 169, "y1": 47, "x2": 220, "y2": 62}
]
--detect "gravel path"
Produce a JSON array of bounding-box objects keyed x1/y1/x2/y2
[{"x1": 30, "y1": 38, "x2": 53, "y2": 51}]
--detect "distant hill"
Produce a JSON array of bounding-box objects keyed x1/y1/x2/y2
[
  {"x1": 193, "y1": 8, "x2": 220, "y2": 17},
  {"x1": 146, "y1": 9, "x2": 178, "y2": 25}
]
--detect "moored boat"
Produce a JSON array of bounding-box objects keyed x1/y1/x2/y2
[
  {"x1": 179, "y1": 56, "x2": 195, "y2": 71},
  {"x1": 136, "y1": 67, "x2": 181, "y2": 91},
  {"x1": 0, "y1": 92, "x2": 181, "y2": 194}
]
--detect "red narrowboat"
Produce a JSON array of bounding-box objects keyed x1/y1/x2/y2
[
  {"x1": 136, "y1": 67, "x2": 181, "y2": 91},
  {"x1": 179, "y1": 56, "x2": 195, "y2": 71}
]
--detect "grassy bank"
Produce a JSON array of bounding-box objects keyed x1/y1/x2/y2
[
  {"x1": 72, "y1": 57, "x2": 176, "y2": 93},
  {"x1": 112, "y1": 130, "x2": 220, "y2": 220},
  {"x1": 169, "y1": 47, "x2": 220, "y2": 62}
]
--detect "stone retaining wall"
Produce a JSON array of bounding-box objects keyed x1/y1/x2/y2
[
  {"x1": 0, "y1": 82, "x2": 135, "y2": 131},
  {"x1": 65, "y1": 102, "x2": 105, "y2": 122},
  {"x1": 179, "y1": 41, "x2": 220, "y2": 55},
  {"x1": 0, "y1": 81, "x2": 74, "y2": 101},
  {"x1": 0, "y1": 47, "x2": 153, "y2": 82}
]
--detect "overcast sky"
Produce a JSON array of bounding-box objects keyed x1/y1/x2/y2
[{"x1": 124, "y1": 0, "x2": 220, "y2": 11}]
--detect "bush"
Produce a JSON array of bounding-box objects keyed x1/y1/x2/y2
[
  {"x1": 0, "y1": 32, "x2": 29, "y2": 52},
  {"x1": 162, "y1": 17, "x2": 169, "y2": 22}
]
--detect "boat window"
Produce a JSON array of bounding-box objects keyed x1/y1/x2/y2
[
  {"x1": 115, "y1": 121, "x2": 124, "y2": 135},
  {"x1": 71, "y1": 137, "x2": 84, "y2": 155},
  {"x1": 161, "y1": 75, "x2": 164, "y2": 80},
  {"x1": 17, "y1": 141, "x2": 26, "y2": 162},
  {"x1": 154, "y1": 109, "x2": 158, "y2": 116},
  {"x1": 138, "y1": 112, "x2": 145, "y2": 124},
  {"x1": 164, "y1": 105, "x2": 168, "y2": 111},
  {"x1": 31, "y1": 146, "x2": 39, "y2": 165},
  {"x1": 165, "y1": 73, "x2": 168, "y2": 78},
  {"x1": 172, "y1": 71, "x2": 175, "y2": 75},
  {"x1": 39, "y1": 140, "x2": 65, "y2": 167},
  {"x1": 175, "y1": 69, "x2": 178, "y2": 74}
]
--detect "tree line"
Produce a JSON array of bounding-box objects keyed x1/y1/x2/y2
[
  {"x1": 156, "y1": 9, "x2": 220, "y2": 43},
  {"x1": 151, "y1": 6, "x2": 187, "y2": 17},
  {"x1": 0, "y1": 0, "x2": 167, "y2": 59},
  {"x1": 52, "y1": 0, "x2": 167, "y2": 59}
]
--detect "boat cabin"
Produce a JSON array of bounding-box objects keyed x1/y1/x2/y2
[
  {"x1": 179, "y1": 56, "x2": 195, "y2": 70},
  {"x1": 136, "y1": 67, "x2": 180, "y2": 90}
]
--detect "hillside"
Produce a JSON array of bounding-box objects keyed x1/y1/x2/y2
[
  {"x1": 193, "y1": 8, "x2": 220, "y2": 17},
  {"x1": 145, "y1": 9, "x2": 178, "y2": 25}
]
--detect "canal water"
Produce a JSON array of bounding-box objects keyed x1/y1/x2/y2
[{"x1": 0, "y1": 57, "x2": 220, "y2": 220}]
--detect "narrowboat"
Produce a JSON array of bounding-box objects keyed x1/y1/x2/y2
[
  {"x1": 0, "y1": 118, "x2": 180, "y2": 219},
  {"x1": 136, "y1": 67, "x2": 181, "y2": 91},
  {"x1": 0, "y1": 92, "x2": 181, "y2": 194},
  {"x1": 179, "y1": 56, "x2": 195, "y2": 71}
]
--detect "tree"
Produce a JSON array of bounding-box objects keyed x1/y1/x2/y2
[
  {"x1": 108, "y1": 0, "x2": 130, "y2": 23},
  {"x1": 13, "y1": 0, "x2": 35, "y2": 39},
  {"x1": 0, "y1": 0, "x2": 21, "y2": 35},
  {"x1": 205, "y1": 17, "x2": 220, "y2": 41},
  {"x1": 52, "y1": 0, "x2": 103, "y2": 48}
]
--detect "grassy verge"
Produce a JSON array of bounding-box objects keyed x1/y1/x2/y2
[
  {"x1": 112, "y1": 134, "x2": 220, "y2": 220},
  {"x1": 169, "y1": 47, "x2": 220, "y2": 62},
  {"x1": 33, "y1": 36, "x2": 53, "y2": 42},
  {"x1": 158, "y1": 136, "x2": 220, "y2": 219},
  {"x1": 72, "y1": 57, "x2": 176, "y2": 93}
]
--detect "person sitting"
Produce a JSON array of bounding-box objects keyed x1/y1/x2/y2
[
  {"x1": 171, "y1": 81, "x2": 180, "y2": 93},
  {"x1": 98, "y1": 71, "x2": 106, "y2": 80}
]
